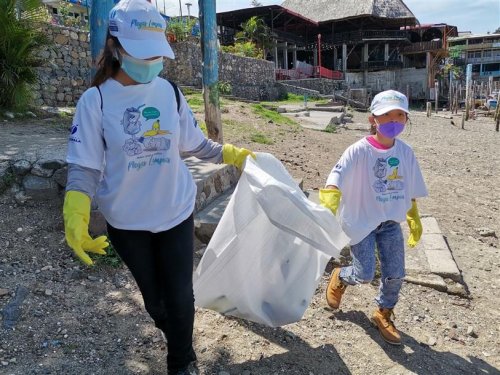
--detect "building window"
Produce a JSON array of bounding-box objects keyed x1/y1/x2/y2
[{"x1": 483, "y1": 63, "x2": 500, "y2": 72}]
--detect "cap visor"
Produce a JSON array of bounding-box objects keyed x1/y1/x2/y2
[
  {"x1": 119, "y1": 37, "x2": 175, "y2": 59},
  {"x1": 372, "y1": 105, "x2": 410, "y2": 116}
]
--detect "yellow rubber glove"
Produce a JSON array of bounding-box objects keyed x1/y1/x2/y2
[
  {"x1": 63, "y1": 191, "x2": 108, "y2": 265},
  {"x1": 319, "y1": 188, "x2": 342, "y2": 215},
  {"x1": 222, "y1": 143, "x2": 255, "y2": 170},
  {"x1": 406, "y1": 200, "x2": 422, "y2": 248}
]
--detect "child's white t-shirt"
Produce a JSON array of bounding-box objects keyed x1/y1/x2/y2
[
  {"x1": 67, "y1": 77, "x2": 206, "y2": 232},
  {"x1": 326, "y1": 137, "x2": 428, "y2": 245}
]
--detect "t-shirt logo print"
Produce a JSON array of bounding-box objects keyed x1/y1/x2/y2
[
  {"x1": 121, "y1": 105, "x2": 171, "y2": 157},
  {"x1": 372, "y1": 157, "x2": 404, "y2": 194}
]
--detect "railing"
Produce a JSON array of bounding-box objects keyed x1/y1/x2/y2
[
  {"x1": 467, "y1": 57, "x2": 500, "y2": 64},
  {"x1": 401, "y1": 40, "x2": 443, "y2": 53},
  {"x1": 360, "y1": 60, "x2": 403, "y2": 70},
  {"x1": 332, "y1": 30, "x2": 410, "y2": 44},
  {"x1": 314, "y1": 66, "x2": 343, "y2": 79},
  {"x1": 449, "y1": 57, "x2": 466, "y2": 66},
  {"x1": 275, "y1": 67, "x2": 343, "y2": 80}
]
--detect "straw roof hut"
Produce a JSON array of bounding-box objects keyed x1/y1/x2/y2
[{"x1": 281, "y1": 0, "x2": 416, "y2": 25}]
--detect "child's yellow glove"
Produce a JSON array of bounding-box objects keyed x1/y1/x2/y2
[
  {"x1": 406, "y1": 200, "x2": 422, "y2": 248},
  {"x1": 63, "y1": 191, "x2": 108, "y2": 265},
  {"x1": 222, "y1": 144, "x2": 255, "y2": 170},
  {"x1": 319, "y1": 189, "x2": 342, "y2": 215}
]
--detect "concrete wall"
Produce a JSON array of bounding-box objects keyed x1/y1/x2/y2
[
  {"x1": 346, "y1": 68, "x2": 428, "y2": 100},
  {"x1": 278, "y1": 78, "x2": 345, "y2": 95}
]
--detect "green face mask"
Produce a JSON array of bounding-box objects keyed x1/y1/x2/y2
[{"x1": 121, "y1": 54, "x2": 164, "y2": 83}]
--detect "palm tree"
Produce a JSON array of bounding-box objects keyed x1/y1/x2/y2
[
  {"x1": 235, "y1": 16, "x2": 273, "y2": 59},
  {"x1": 0, "y1": 0, "x2": 49, "y2": 109}
]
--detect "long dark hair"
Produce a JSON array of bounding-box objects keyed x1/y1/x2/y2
[{"x1": 91, "y1": 31, "x2": 122, "y2": 87}]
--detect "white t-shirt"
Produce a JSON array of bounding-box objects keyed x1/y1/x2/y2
[
  {"x1": 326, "y1": 137, "x2": 428, "y2": 245},
  {"x1": 67, "y1": 77, "x2": 206, "y2": 232}
]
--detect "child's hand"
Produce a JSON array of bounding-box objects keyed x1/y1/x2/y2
[
  {"x1": 319, "y1": 189, "x2": 341, "y2": 215},
  {"x1": 406, "y1": 200, "x2": 422, "y2": 248}
]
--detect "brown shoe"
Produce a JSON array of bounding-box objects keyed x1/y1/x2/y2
[
  {"x1": 326, "y1": 268, "x2": 346, "y2": 309},
  {"x1": 370, "y1": 307, "x2": 401, "y2": 345}
]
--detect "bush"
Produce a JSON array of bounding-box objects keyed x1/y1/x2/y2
[
  {"x1": 221, "y1": 42, "x2": 263, "y2": 59},
  {"x1": 0, "y1": 0, "x2": 50, "y2": 109},
  {"x1": 217, "y1": 81, "x2": 232, "y2": 95}
]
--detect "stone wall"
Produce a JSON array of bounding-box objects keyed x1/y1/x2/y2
[
  {"x1": 35, "y1": 27, "x2": 282, "y2": 107},
  {"x1": 165, "y1": 42, "x2": 282, "y2": 101},
  {"x1": 34, "y1": 24, "x2": 91, "y2": 107}
]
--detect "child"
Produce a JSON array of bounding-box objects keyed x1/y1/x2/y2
[
  {"x1": 63, "y1": 0, "x2": 253, "y2": 373},
  {"x1": 319, "y1": 90, "x2": 427, "y2": 345}
]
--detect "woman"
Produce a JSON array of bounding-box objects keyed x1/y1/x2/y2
[{"x1": 63, "y1": 0, "x2": 253, "y2": 373}]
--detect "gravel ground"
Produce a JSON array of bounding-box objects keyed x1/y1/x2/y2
[{"x1": 0, "y1": 103, "x2": 499, "y2": 375}]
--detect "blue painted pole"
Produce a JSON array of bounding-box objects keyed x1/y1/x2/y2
[
  {"x1": 199, "y1": 0, "x2": 222, "y2": 142},
  {"x1": 90, "y1": 0, "x2": 116, "y2": 80}
]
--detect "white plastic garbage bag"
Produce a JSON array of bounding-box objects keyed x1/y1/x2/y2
[{"x1": 193, "y1": 153, "x2": 350, "y2": 327}]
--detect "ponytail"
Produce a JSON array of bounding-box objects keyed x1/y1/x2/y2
[{"x1": 91, "y1": 31, "x2": 122, "y2": 87}]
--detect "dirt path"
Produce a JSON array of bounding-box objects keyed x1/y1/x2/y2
[{"x1": 0, "y1": 106, "x2": 499, "y2": 374}]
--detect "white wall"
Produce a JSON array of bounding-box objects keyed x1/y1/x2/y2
[{"x1": 345, "y1": 68, "x2": 428, "y2": 99}]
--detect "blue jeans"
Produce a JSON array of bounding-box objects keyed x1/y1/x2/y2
[{"x1": 339, "y1": 220, "x2": 405, "y2": 308}]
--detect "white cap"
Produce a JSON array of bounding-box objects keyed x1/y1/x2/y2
[
  {"x1": 109, "y1": 0, "x2": 175, "y2": 59},
  {"x1": 370, "y1": 90, "x2": 409, "y2": 116}
]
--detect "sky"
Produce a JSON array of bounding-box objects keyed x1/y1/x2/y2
[{"x1": 156, "y1": 0, "x2": 500, "y2": 34}]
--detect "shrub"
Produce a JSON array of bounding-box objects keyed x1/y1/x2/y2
[{"x1": 0, "y1": 0, "x2": 50, "y2": 109}]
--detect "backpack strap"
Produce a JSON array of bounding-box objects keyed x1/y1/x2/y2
[
  {"x1": 96, "y1": 85, "x2": 103, "y2": 112},
  {"x1": 96, "y1": 81, "x2": 180, "y2": 113},
  {"x1": 168, "y1": 80, "x2": 181, "y2": 113}
]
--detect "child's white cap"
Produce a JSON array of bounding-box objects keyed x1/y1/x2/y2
[
  {"x1": 109, "y1": 0, "x2": 175, "y2": 59},
  {"x1": 370, "y1": 90, "x2": 409, "y2": 116}
]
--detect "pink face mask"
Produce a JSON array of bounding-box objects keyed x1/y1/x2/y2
[{"x1": 375, "y1": 120, "x2": 405, "y2": 138}]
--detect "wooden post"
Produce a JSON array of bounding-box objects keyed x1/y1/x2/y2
[
  {"x1": 426, "y1": 102, "x2": 432, "y2": 117},
  {"x1": 90, "y1": 0, "x2": 116, "y2": 80},
  {"x1": 199, "y1": 0, "x2": 223, "y2": 143},
  {"x1": 461, "y1": 112, "x2": 465, "y2": 129},
  {"x1": 494, "y1": 92, "x2": 500, "y2": 132},
  {"x1": 434, "y1": 80, "x2": 439, "y2": 114}
]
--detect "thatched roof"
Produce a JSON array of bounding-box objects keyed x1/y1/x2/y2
[{"x1": 281, "y1": 0, "x2": 416, "y2": 24}]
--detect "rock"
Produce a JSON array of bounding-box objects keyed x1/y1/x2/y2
[
  {"x1": 0, "y1": 288, "x2": 9, "y2": 297},
  {"x1": 467, "y1": 326, "x2": 477, "y2": 338},
  {"x1": 31, "y1": 162, "x2": 55, "y2": 178},
  {"x1": 1, "y1": 285, "x2": 29, "y2": 329},
  {"x1": 22, "y1": 175, "x2": 60, "y2": 200},
  {"x1": 428, "y1": 337, "x2": 437, "y2": 346},
  {"x1": 476, "y1": 228, "x2": 496, "y2": 238},
  {"x1": 11, "y1": 160, "x2": 32, "y2": 176},
  {"x1": 4, "y1": 112, "x2": 14, "y2": 119},
  {"x1": 44, "y1": 289, "x2": 53, "y2": 296}
]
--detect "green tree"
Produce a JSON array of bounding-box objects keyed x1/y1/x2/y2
[
  {"x1": 494, "y1": 26, "x2": 500, "y2": 34},
  {"x1": 0, "y1": 0, "x2": 49, "y2": 109},
  {"x1": 251, "y1": 0, "x2": 263, "y2": 6},
  {"x1": 235, "y1": 16, "x2": 272, "y2": 59}
]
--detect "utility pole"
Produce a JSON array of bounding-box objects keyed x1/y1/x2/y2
[
  {"x1": 179, "y1": 0, "x2": 183, "y2": 17},
  {"x1": 186, "y1": 2, "x2": 192, "y2": 18},
  {"x1": 90, "y1": 0, "x2": 116, "y2": 80},
  {"x1": 199, "y1": 0, "x2": 222, "y2": 142}
]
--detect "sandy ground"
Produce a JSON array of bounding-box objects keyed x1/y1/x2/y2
[{"x1": 0, "y1": 103, "x2": 499, "y2": 375}]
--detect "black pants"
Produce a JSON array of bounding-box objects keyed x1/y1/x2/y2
[{"x1": 107, "y1": 215, "x2": 196, "y2": 372}]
